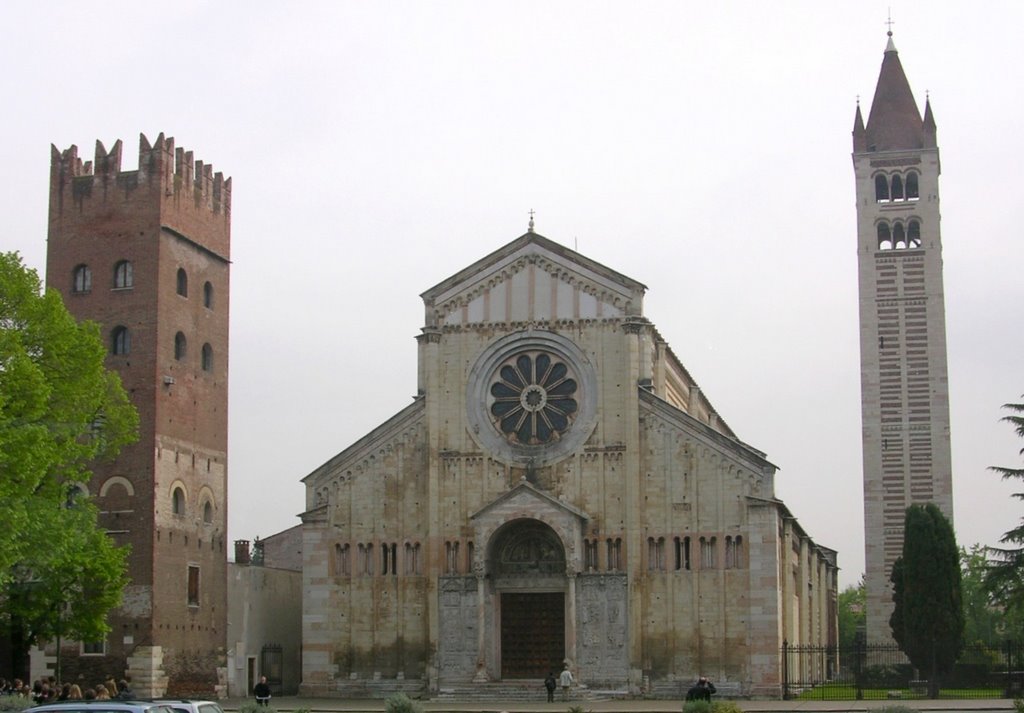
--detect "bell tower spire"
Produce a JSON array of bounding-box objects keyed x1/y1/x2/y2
[{"x1": 852, "y1": 31, "x2": 954, "y2": 645}]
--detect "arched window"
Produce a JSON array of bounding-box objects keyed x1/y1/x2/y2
[
  {"x1": 891, "y1": 174, "x2": 904, "y2": 201},
  {"x1": 908, "y1": 220, "x2": 921, "y2": 248},
  {"x1": 335, "y1": 543, "x2": 352, "y2": 576},
  {"x1": 201, "y1": 343, "x2": 213, "y2": 371},
  {"x1": 176, "y1": 268, "x2": 188, "y2": 297},
  {"x1": 113, "y1": 260, "x2": 133, "y2": 289},
  {"x1": 172, "y1": 487, "x2": 185, "y2": 516},
  {"x1": 112, "y1": 326, "x2": 131, "y2": 355},
  {"x1": 877, "y1": 223, "x2": 893, "y2": 250},
  {"x1": 906, "y1": 172, "x2": 919, "y2": 200},
  {"x1": 202, "y1": 500, "x2": 213, "y2": 524},
  {"x1": 203, "y1": 281, "x2": 214, "y2": 309},
  {"x1": 893, "y1": 223, "x2": 907, "y2": 249},
  {"x1": 874, "y1": 174, "x2": 890, "y2": 202},
  {"x1": 674, "y1": 535, "x2": 691, "y2": 571},
  {"x1": 73, "y1": 264, "x2": 92, "y2": 293},
  {"x1": 174, "y1": 332, "x2": 187, "y2": 361}
]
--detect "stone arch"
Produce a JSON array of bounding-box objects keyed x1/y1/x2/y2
[
  {"x1": 487, "y1": 518, "x2": 567, "y2": 579},
  {"x1": 100, "y1": 475, "x2": 135, "y2": 497}
]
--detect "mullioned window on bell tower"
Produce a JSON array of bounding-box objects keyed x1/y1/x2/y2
[{"x1": 874, "y1": 171, "x2": 920, "y2": 203}]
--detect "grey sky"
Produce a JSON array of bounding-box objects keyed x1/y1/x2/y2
[{"x1": 2, "y1": 2, "x2": 1021, "y2": 590}]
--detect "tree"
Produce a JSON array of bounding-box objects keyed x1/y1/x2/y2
[
  {"x1": 837, "y1": 577, "x2": 866, "y2": 650},
  {"x1": 962, "y1": 544, "x2": 1024, "y2": 646},
  {"x1": 0, "y1": 251, "x2": 137, "y2": 672},
  {"x1": 985, "y1": 398, "x2": 1024, "y2": 615},
  {"x1": 889, "y1": 503, "x2": 964, "y2": 698}
]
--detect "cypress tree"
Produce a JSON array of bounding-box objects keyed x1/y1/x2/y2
[{"x1": 889, "y1": 503, "x2": 964, "y2": 698}]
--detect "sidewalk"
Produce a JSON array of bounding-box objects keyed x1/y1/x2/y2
[{"x1": 221, "y1": 697, "x2": 1017, "y2": 713}]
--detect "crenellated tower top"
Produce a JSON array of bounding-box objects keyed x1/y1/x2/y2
[{"x1": 49, "y1": 132, "x2": 231, "y2": 259}]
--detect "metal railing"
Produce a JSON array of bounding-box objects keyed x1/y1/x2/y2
[{"x1": 782, "y1": 639, "x2": 1024, "y2": 700}]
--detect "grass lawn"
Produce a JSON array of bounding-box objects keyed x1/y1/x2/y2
[{"x1": 793, "y1": 683, "x2": 1004, "y2": 700}]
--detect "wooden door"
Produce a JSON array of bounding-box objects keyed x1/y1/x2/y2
[{"x1": 500, "y1": 592, "x2": 565, "y2": 678}]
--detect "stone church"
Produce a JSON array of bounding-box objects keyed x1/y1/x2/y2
[{"x1": 300, "y1": 228, "x2": 837, "y2": 698}]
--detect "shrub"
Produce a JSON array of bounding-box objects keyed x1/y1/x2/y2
[
  {"x1": 712, "y1": 701, "x2": 743, "y2": 713},
  {"x1": 0, "y1": 699, "x2": 33, "y2": 713},
  {"x1": 682, "y1": 700, "x2": 712, "y2": 713},
  {"x1": 1013, "y1": 699, "x2": 1024, "y2": 713},
  {"x1": 385, "y1": 693, "x2": 424, "y2": 713},
  {"x1": 238, "y1": 703, "x2": 274, "y2": 713}
]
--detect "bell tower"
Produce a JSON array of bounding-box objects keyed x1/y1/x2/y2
[{"x1": 852, "y1": 33, "x2": 953, "y2": 643}]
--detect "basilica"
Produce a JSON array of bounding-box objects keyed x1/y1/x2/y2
[{"x1": 299, "y1": 228, "x2": 837, "y2": 698}]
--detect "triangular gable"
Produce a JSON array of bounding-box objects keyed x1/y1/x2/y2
[
  {"x1": 421, "y1": 232, "x2": 647, "y2": 328},
  {"x1": 470, "y1": 479, "x2": 589, "y2": 524}
]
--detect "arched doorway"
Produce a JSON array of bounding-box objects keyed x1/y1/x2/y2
[{"x1": 490, "y1": 520, "x2": 566, "y2": 678}]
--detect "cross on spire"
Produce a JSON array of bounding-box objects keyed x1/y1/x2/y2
[{"x1": 886, "y1": 9, "x2": 894, "y2": 36}]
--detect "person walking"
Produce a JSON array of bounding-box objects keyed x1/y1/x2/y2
[
  {"x1": 559, "y1": 664, "x2": 574, "y2": 701},
  {"x1": 544, "y1": 672, "x2": 556, "y2": 702}
]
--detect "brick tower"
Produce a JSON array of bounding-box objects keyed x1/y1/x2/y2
[
  {"x1": 45, "y1": 133, "x2": 230, "y2": 695},
  {"x1": 852, "y1": 34, "x2": 954, "y2": 644}
]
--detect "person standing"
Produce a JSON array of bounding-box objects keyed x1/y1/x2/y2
[
  {"x1": 544, "y1": 672, "x2": 556, "y2": 702},
  {"x1": 559, "y1": 664, "x2": 574, "y2": 700},
  {"x1": 253, "y1": 676, "x2": 271, "y2": 707},
  {"x1": 685, "y1": 676, "x2": 716, "y2": 702}
]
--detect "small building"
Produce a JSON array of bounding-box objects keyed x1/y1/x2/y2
[{"x1": 227, "y1": 528, "x2": 303, "y2": 697}]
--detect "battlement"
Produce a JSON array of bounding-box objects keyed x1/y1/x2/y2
[{"x1": 50, "y1": 132, "x2": 231, "y2": 218}]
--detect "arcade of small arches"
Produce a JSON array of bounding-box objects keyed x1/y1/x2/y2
[
  {"x1": 874, "y1": 170, "x2": 920, "y2": 203},
  {"x1": 876, "y1": 218, "x2": 922, "y2": 251},
  {"x1": 324, "y1": 530, "x2": 748, "y2": 579},
  {"x1": 331, "y1": 541, "x2": 425, "y2": 576}
]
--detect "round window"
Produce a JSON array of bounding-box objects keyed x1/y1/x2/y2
[{"x1": 467, "y1": 330, "x2": 597, "y2": 466}]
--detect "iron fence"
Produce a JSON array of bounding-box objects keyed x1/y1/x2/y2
[{"x1": 782, "y1": 639, "x2": 1024, "y2": 700}]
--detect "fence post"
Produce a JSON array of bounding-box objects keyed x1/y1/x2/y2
[
  {"x1": 854, "y1": 631, "x2": 864, "y2": 700},
  {"x1": 782, "y1": 639, "x2": 790, "y2": 700},
  {"x1": 1006, "y1": 639, "x2": 1015, "y2": 699}
]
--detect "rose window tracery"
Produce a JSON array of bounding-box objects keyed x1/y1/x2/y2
[{"x1": 489, "y1": 351, "x2": 578, "y2": 445}]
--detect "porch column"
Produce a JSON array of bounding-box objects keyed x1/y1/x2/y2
[
  {"x1": 566, "y1": 572, "x2": 578, "y2": 667},
  {"x1": 473, "y1": 573, "x2": 490, "y2": 682}
]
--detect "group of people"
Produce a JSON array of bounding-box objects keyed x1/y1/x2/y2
[
  {"x1": 542, "y1": 667, "x2": 716, "y2": 704},
  {"x1": 0, "y1": 676, "x2": 134, "y2": 703}
]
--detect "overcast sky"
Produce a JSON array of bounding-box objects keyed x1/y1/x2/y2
[{"x1": 2, "y1": 2, "x2": 1022, "y2": 590}]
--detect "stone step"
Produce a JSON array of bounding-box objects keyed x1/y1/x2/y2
[{"x1": 434, "y1": 681, "x2": 626, "y2": 702}]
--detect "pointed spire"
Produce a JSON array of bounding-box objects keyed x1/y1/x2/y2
[
  {"x1": 853, "y1": 100, "x2": 867, "y2": 152},
  {"x1": 863, "y1": 30, "x2": 925, "y2": 152},
  {"x1": 923, "y1": 94, "x2": 937, "y2": 148}
]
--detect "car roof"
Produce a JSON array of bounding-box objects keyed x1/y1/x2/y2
[{"x1": 31, "y1": 704, "x2": 175, "y2": 713}]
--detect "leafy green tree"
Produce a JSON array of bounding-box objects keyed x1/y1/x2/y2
[
  {"x1": 962, "y1": 543, "x2": 1024, "y2": 646},
  {"x1": 0, "y1": 251, "x2": 137, "y2": 672},
  {"x1": 838, "y1": 577, "x2": 866, "y2": 650},
  {"x1": 889, "y1": 503, "x2": 964, "y2": 697},
  {"x1": 985, "y1": 398, "x2": 1024, "y2": 616}
]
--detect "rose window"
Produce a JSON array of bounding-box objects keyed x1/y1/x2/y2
[{"x1": 489, "y1": 351, "x2": 578, "y2": 445}]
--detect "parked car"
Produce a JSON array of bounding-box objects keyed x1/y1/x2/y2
[
  {"x1": 150, "y1": 700, "x2": 223, "y2": 713},
  {"x1": 30, "y1": 702, "x2": 176, "y2": 713}
]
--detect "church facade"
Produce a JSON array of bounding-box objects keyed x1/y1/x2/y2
[{"x1": 300, "y1": 231, "x2": 836, "y2": 698}]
